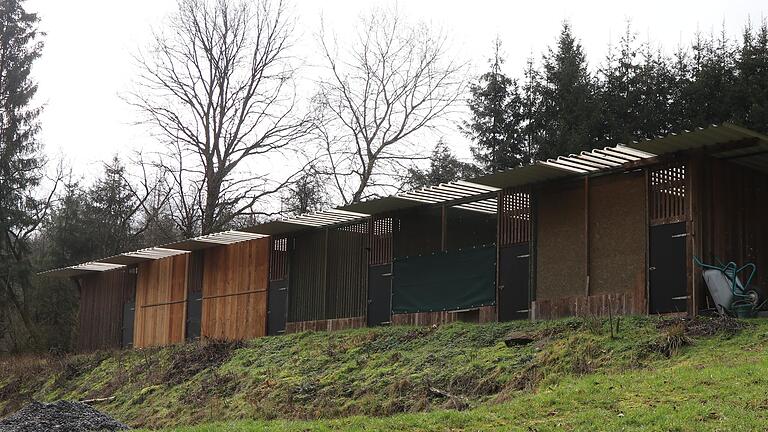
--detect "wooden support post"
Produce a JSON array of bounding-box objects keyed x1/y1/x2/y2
[
  {"x1": 323, "y1": 228, "x2": 329, "y2": 319},
  {"x1": 644, "y1": 168, "x2": 650, "y2": 314},
  {"x1": 689, "y1": 155, "x2": 703, "y2": 317},
  {"x1": 441, "y1": 205, "x2": 447, "y2": 252},
  {"x1": 584, "y1": 176, "x2": 590, "y2": 297},
  {"x1": 495, "y1": 190, "x2": 502, "y2": 321},
  {"x1": 529, "y1": 189, "x2": 537, "y2": 319}
]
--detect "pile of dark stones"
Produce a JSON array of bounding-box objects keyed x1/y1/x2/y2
[{"x1": 0, "y1": 400, "x2": 129, "y2": 432}]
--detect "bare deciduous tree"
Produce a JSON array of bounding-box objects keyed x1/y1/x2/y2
[
  {"x1": 132, "y1": 0, "x2": 311, "y2": 235},
  {"x1": 315, "y1": 8, "x2": 466, "y2": 204}
]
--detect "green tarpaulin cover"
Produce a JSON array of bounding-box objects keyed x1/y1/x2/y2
[{"x1": 392, "y1": 245, "x2": 496, "y2": 313}]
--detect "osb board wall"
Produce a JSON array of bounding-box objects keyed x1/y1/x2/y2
[
  {"x1": 536, "y1": 181, "x2": 586, "y2": 300},
  {"x1": 76, "y1": 269, "x2": 135, "y2": 351},
  {"x1": 391, "y1": 306, "x2": 496, "y2": 326},
  {"x1": 285, "y1": 316, "x2": 366, "y2": 333},
  {"x1": 699, "y1": 158, "x2": 768, "y2": 301},
  {"x1": 201, "y1": 238, "x2": 269, "y2": 341},
  {"x1": 588, "y1": 171, "x2": 647, "y2": 299},
  {"x1": 134, "y1": 254, "x2": 188, "y2": 348},
  {"x1": 532, "y1": 291, "x2": 641, "y2": 320}
]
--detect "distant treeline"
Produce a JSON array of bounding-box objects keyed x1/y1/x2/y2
[{"x1": 461, "y1": 20, "x2": 768, "y2": 175}]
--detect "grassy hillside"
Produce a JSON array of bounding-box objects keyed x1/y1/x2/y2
[{"x1": 1, "y1": 316, "x2": 765, "y2": 431}]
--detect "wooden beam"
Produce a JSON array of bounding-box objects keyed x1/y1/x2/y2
[
  {"x1": 441, "y1": 205, "x2": 448, "y2": 252},
  {"x1": 584, "y1": 176, "x2": 590, "y2": 297}
]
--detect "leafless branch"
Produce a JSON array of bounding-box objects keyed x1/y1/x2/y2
[
  {"x1": 314, "y1": 7, "x2": 467, "y2": 204},
  {"x1": 130, "y1": 0, "x2": 312, "y2": 234}
]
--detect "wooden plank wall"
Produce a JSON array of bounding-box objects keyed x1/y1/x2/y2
[
  {"x1": 76, "y1": 269, "x2": 135, "y2": 351},
  {"x1": 201, "y1": 238, "x2": 269, "y2": 341},
  {"x1": 698, "y1": 158, "x2": 768, "y2": 306},
  {"x1": 134, "y1": 254, "x2": 188, "y2": 348},
  {"x1": 391, "y1": 306, "x2": 496, "y2": 326},
  {"x1": 285, "y1": 316, "x2": 366, "y2": 333},
  {"x1": 532, "y1": 292, "x2": 642, "y2": 320}
]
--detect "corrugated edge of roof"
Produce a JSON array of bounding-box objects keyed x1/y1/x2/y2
[
  {"x1": 337, "y1": 196, "x2": 421, "y2": 216},
  {"x1": 626, "y1": 123, "x2": 768, "y2": 155},
  {"x1": 471, "y1": 162, "x2": 575, "y2": 188},
  {"x1": 41, "y1": 230, "x2": 268, "y2": 277}
]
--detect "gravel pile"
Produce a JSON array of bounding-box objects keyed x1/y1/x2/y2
[{"x1": 0, "y1": 400, "x2": 129, "y2": 432}]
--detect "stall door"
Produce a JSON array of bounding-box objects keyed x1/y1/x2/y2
[
  {"x1": 185, "y1": 291, "x2": 202, "y2": 341},
  {"x1": 268, "y1": 279, "x2": 288, "y2": 335},
  {"x1": 498, "y1": 243, "x2": 530, "y2": 321},
  {"x1": 649, "y1": 222, "x2": 688, "y2": 313},
  {"x1": 121, "y1": 298, "x2": 135, "y2": 348},
  {"x1": 367, "y1": 264, "x2": 392, "y2": 326},
  {"x1": 186, "y1": 251, "x2": 203, "y2": 341}
]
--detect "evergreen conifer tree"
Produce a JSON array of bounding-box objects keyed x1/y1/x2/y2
[
  {"x1": 406, "y1": 140, "x2": 481, "y2": 189},
  {"x1": 464, "y1": 39, "x2": 525, "y2": 172},
  {"x1": 536, "y1": 22, "x2": 599, "y2": 159},
  {"x1": 0, "y1": 0, "x2": 45, "y2": 348}
]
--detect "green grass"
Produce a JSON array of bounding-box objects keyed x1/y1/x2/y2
[{"x1": 3, "y1": 316, "x2": 767, "y2": 431}]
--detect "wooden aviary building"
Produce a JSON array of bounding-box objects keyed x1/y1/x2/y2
[{"x1": 45, "y1": 123, "x2": 768, "y2": 351}]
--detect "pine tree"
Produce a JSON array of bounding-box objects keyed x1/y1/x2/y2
[
  {"x1": 599, "y1": 22, "x2": 643, "y2": 144},
  {"x1": 464, "y1": 38, "x2": 525, "y2": 172},
  {"x1": 733, "y1": 19, "x2": 768, "y2": 132},
  {"x1": 680, "y1": 28, "x2": 736, "y2": 128},
  {"x1": 536, "y1": 22, "x2": 599, "y2": 159},
  {"x1": 43, "y1": 180, "x2": 91, "y2": 266},
  {"x1": 87, "y1": 157, "x2": 140, "y2": 257},
  {"x1": 520, "y1": 56, "x2": 541, "y2": 164},
  {"x1": 668, "y1": 44, "x2": 692, "y2": 131},
  {"x1": 406, "y1": 140, "x2": 481, "y2": 189},
  {"x1": 0, "y1": 0, "x2": 45, "y2": 348},
  {"x1": 635, "y1": 43, "x2": 674, "y2": 138}
]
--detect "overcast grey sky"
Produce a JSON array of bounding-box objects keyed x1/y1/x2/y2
[{"x1": 27, "y1": 0, "x2": 767, "y2": 174}]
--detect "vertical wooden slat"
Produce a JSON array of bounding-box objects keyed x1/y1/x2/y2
[
  {"x1": 133, "y1": 254, "x2": 188, "y2": 348},
  {"x1": 200, "y1": 238, "x2": 268, "y2": 341}
]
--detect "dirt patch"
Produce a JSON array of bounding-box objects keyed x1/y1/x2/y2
[
  {"x1": 0, "y1": 400, "x2": 128, "y2": 432},
  {"x1": 163, "y1": 339, "x2": 244, "y2": 386},
  {"x1": 657, "y1": 315, "x2": 747, "y2": 338}
]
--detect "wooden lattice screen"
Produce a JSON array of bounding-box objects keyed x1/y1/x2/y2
[
  {"x1": 269, "y1": 236, "x2": 289, "y2": 281},
  {"x1": 498, "y1": 187, "x2": 531, "y2": 246},
  {"x1": 649, "y1": 163, "x2": 687, "y2": 225},
  {"x1": 370, "y1": 217, "x2": 393, "y2": 265}
]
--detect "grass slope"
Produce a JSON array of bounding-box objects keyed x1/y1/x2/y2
[{"x1": 2, "y1": 316, "x2": 766, "y2": 431}]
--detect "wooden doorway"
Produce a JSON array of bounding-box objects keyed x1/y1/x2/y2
[
  {"x1": 648, "y1": 163, "x2": 689, "y2": 314},
  {"x1": 498, "y1": 243, "x2": 530, "y2": 320},
  {"x1": 649, "y1": 222, "x2": 688, "y2": 313}
]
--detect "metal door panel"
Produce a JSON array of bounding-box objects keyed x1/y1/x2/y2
[
  {"x1": 268, "y1": 279, "x2": 288, "y2": 335},
  {"x1": 649, "y1": 222, "x2": 688, "y2": 314},
  {"x1": 498, "y1": 243, "x2": 530, "y2": 321},
  {"x1": 367, "y1": 263, "x2": 392, "y2": 326}
]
